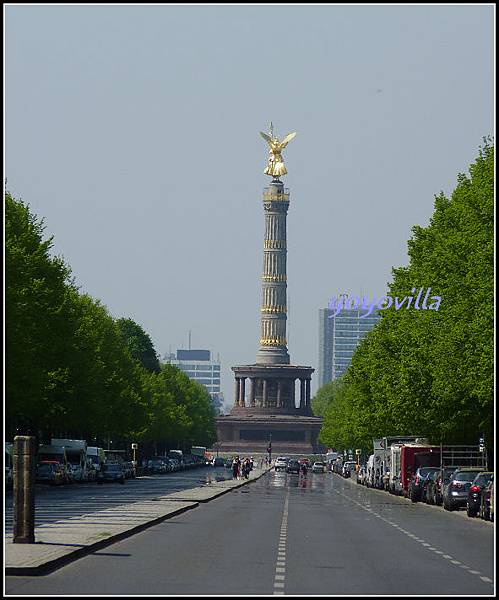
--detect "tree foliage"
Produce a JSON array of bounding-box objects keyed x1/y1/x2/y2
[
  {"x1": 5, "y1": 191, "x2": 216, "y2": 450},
  {"x1": 318, "y1": 140, "x2": 494, "y2": 453},
  {"x1": 116, "y1": 318, "x2": 161, "y2": 373}
]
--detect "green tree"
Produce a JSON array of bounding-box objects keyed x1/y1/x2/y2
[
  {"x1": 5, "y1": 192, "x2": 73, "y2": 435},
  {"x1": 116, "y1": 318, "x2": 161, "y2": 373},
  {"x1": 318, "y1": 140, "x2": 494, "y2": 452}
]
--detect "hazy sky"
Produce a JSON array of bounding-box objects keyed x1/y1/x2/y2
[{"x1": 5, "y1": 4, "x2": 494, "y2": 409}]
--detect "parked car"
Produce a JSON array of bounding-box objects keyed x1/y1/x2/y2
[
  {"x1": 212, "y1": 457, "x2": 225, "y2": 467},
  {"x1": 312, "y1": 462, "x2": 326, "y2": 473},
  {"x1": 356, "y1": 466, "x2": 366, "y2": 485},
  {"x1": 274, "y1": 457, "x2": 289, "y2": 472},
  {"x1": 342, "y1": 461, "x2": 356, "y2": 478},
  {"x1": 426, "y1": 468, "x2": 456, "y2": 505},
  {"x1": 286, "y1": 460, "x2": 301, "y2": 474},
  {"x1": 479, "y1": 478, "x2": 494, "y2": 521},
  {"x1": 147, "y1": 458, "x2": 167, "y2": 474},
  {"x1": 98, "y1": 462, "x2": 125, "y2": 484},
  {"x1": 409, "y1": 467, "x2": 440, "y2": 503},
  {"x1": 36, "y1": 461, "x2": 65, "y2": 485},
  {"x1": 341, "y1": 464, "x2": 351, "y2": 478},
  {"x1": 443, "y1": 468, "x2": 486, "y2": 511},
  {"x1": 467, "y1": 472, "x2": 493, "y2": 517}
]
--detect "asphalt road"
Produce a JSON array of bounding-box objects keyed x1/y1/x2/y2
[
  {"x1": 5, "y1": 471, "x2": 495, "y2": 595},
  {"x1": 5, "y1": 466, "x2": 232, "y2": 533}
]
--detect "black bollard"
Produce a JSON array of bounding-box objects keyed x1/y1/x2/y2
[{"x1": 13, "y1": 435, "x2": 37, "y2": 543}]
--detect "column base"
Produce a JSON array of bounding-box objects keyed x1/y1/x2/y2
[{"x1": 256, "y1": 346, "x2": 290, "y2": 365}]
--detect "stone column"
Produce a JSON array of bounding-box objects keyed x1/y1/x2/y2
[
  {"x1": 240, "y1": 377, "x2": 246, "y2": 407},
  {"x1": 305, "y1": 379, "x2": 311, "y2": 408},
  {"x1": 300, "y1": 379, "x2": 305, "y2": 409},
  {"x1": 249, "y1": 378, "x2": 255, "y2": 407},
  {"x1": 234, "y1": 378, "x2": 240, "y2": 406},
  {"x1": 290, "y1": 379, "x2": 296, "y2": 409},
  {"x1": 262, "y1": 379, "x2": 268, "y2": 408},
  {"x1": 277, "y1": 380, "x2": 282, "y2": 407},
  {"x1": 257, "y1": 181, "x2": 290, "y2": 365}
]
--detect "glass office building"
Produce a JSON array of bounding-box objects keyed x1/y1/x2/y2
[
  {"x1": 162, "y1": 349, "x2": 224, "y2": 415},
  {"x1": 318, "y1": 301, "x2": 381, "y2": 388}
]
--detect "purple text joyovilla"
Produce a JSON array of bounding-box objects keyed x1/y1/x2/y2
[{"x1": 328, "y1": 288, "x2": 442, "y2": 319}]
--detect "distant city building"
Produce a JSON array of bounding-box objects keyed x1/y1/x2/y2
[
  {"x1": 318, "y1": 300, "x2": 381, "y2": 388},
  {"x1": 162, "y1": 349, "x2": 223, "y2": 415}
]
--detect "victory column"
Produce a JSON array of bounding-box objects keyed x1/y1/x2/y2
[{"x1": 216, "y1": 125, "x2": 323, "y2": 455}]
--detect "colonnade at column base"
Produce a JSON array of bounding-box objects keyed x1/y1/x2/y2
[{"x1": 230, "y1": 363, "x2": 314, "y2": 415}]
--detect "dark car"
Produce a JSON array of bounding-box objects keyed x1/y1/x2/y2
[
  {"x1": 467, "y1": 472, "x2": 493, "y2": 517},
  {"x1": 98, "y1": 462, "x2": 125, "y2": 484},
  {"x1": 443, "y1": 468, "x2": 485, "y2": 511},
  {"x1": 286, "y1": 459, "x2": 301, "y2": 474},
  {"x1": 426, "y1": 468, "x2": 456, "y2": 505},
  {"x1": 147, "y1": 459, "x2": 165, "y2": 474},
  {"x1": 479, "y1": 478, "x2": 494, "y2": 521},
  {"x1": 409, "y1": 467, "x2": 440, "y2": 503},
  {"x1": 213, "y1": 457, "x2": 225, "y2": 467}
]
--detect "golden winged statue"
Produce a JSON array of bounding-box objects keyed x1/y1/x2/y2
[{"x1": 260, "y1": 123, "x2": 296, "y2": 178}]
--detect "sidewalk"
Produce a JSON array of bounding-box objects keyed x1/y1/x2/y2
[{"x1": 5, "y1": 467, "x2": 271, "y2": 575}]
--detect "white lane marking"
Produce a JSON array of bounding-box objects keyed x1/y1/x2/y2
[
  {"x1": 336, "y1": 486, "x2": 493, "y2": 585},
  {"x1": 273, "y1": 490, "x2": 289, "y2": 595}
]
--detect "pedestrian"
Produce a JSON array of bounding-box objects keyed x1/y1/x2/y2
[{"x1": 232, "y1": 455, "x2": 239, "y2": 479}]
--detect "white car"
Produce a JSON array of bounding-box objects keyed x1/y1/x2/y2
[
  {"x1": 274, "y1": 457, "x2": 289, "y2": 472},
  {"x1": 312, "y1": 462, "x2": 326, "y2": 473}
]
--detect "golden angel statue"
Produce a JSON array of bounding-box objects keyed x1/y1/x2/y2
[{"x1": 260, "y1": 123, "x2": 296, "y2": 179}]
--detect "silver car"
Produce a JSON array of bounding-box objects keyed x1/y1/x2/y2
[{"x1": 443, "y1": 468, "x2": 485, "y2": 511}]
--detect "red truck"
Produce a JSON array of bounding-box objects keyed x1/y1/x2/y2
[{"x1": 400, "y1": 445, "x2": 441, "y2": 497}]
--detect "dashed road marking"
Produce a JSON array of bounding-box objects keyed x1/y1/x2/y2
[
  {"x1": 335, "y1": 487, "x2": 493, "y2": 587},
  {"x1": 274, "y1": 491, "x2": 289, "y2": 595}
]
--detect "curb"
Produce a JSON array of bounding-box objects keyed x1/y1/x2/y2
[
  {"x1": 6, "y1": 468, "x2": 271, "y2": 576},
  {"x1": 5, "y1": 501, "x2": 199, "y2": 576}
]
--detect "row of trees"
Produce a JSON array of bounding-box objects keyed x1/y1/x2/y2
[
  {"x1": 5, "y1": 192, "x2": 217, "y2": 451},
  {"x1": 314, "y1": 140, "x2": 494, "y2": 455}
]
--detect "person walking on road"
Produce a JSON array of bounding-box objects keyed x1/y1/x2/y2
[
  {"x1": 242, "y1": 459, "x2": 250, "y2": 479},
  {"x1": 232, "y1": 456, "x2": 240, "y2": 479}
]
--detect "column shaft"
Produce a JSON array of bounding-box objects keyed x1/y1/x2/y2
[
  {"x1": 249, "y1": 378, "x2": 255, "y2": 407},
  {"x1": 234, "y1": 378, "x2": 240, "y2": 406},
  {"x1": 240, "y1": 378, "x2": 246, "y2": 407},
  {"x1": 300, "y1": 379, "x2": 305, "y2": 409},
  {"x1": 263, "y1": 379, "x2": 268, "y2": 408}
]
